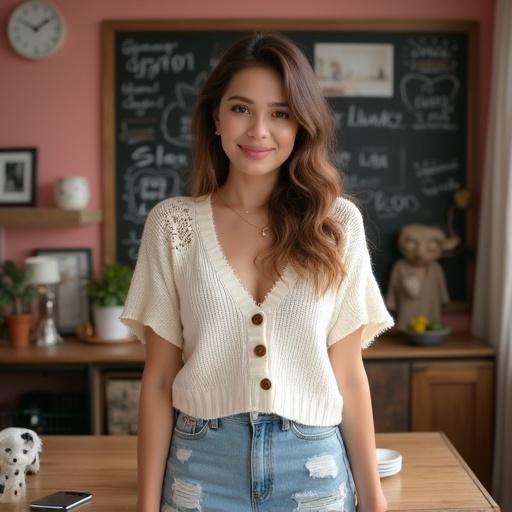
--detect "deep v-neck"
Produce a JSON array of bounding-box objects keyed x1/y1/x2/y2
[{"x1": 195, "y1": 192, "x2": 296, "y2": 314}]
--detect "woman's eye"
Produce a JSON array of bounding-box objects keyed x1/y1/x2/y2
[
  {"x1": 273, "y1": 111, "x2": 290, "y2": 119},
  {"x1": 232, "y1": 104, "x2": 249, "y2": 114}
]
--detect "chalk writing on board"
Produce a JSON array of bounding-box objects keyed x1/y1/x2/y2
[
  {"x1": 119, "y1": 121, "x2": 155, "y2": 145},
  {"x1": 120, "y1": 80, "x2": 164, "y2": 117},
  {"x1": 343, "y1": 105, "x2": 406, "y2": 129},
  {"x1": 414, "y1": 158, "x2": 459, "y2": 178},
  {"x1": 121, "y1": 167, "x2": 183, "y2": 223},
  {"x1": 121, "y1": 143, "x2": 189, "y2": 224},
  {"x1": 403, "y1": 36, "x2": 459, "y2": 74},
  {"x1": 122, "y1": 39, "x2": 195, "y2": 80},
  {"x1": 413, "y1": 158, "x2": 461, "y2": 197},
  {"x1": 337, "y1": 147, "x2": 405, "y2": 191},
  {"x1": 356, "y1": 190, "x2": 421, "y2": 218},
  {"x1": 421, "y1": 177, "x2": 461, "y2": 196},
  {"x1": 161, "y1": 73, "x2": 208, "y2": 147},
  {"x1": 400, "y1": 73, "x2": 460, "y2": 130}
]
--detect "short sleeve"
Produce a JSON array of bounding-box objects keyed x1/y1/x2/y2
[
  {"x1": 118, "y1": 203, "x2": 184, "y2": 348},
  {"x1": 327, "y1": 199, "x2": 395, "y2": 349}
]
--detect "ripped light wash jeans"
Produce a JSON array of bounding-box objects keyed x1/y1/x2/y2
[{"x1": 160, "y1": 408, "x2": 357, "y2": 512}]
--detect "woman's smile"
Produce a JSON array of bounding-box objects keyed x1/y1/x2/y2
[{"x1": 238, "y1": 144, "x2": 275, "y2": 159}]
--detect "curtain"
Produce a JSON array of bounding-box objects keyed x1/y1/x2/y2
[{"x1": 471, "y1": 0, "x2": 512, "y2": 510}]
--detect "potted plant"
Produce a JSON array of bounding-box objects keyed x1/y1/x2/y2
[
  {"x1": 84, "y1": 260, "x2": 133, "y2": 340},
  {"x1": 0, "y1": 260, "x2": 37, "y2": 347}
]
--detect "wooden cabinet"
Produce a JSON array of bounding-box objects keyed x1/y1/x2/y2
[
  {"x1": 365, "y1": 361, "x2": 410, "y2": 432},
  {"x1": 364, "y1": 335, "x2": 495, "y2": 490},
  {"x1": 411, "y1": 361, "x2": 493, "y2": 489},
  {"x1": 0, "y1": 333, "x2": 495, "y2": 490}
]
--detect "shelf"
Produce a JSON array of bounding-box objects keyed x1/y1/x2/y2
[{"x1": 0, "y1": 207, "x2": 102, "y2": 226}]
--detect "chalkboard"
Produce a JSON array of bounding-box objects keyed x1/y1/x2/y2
[{"x1": 102, "y1": 20, "x2": 477, "y2": 307}]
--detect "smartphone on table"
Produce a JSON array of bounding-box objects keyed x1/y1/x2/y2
[{"x1": 30, "y1": 490, "x2": 93, "y2": 510}]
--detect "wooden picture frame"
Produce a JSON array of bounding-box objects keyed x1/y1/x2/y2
[{"x1": 0, "y1": 147, "x2": 37, "y2": 206}]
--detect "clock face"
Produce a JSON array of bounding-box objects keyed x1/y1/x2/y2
[{"x1": 7, "y1": 0, "x2": 66, "y2": 60}]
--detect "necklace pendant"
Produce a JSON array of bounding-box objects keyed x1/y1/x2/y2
[{"x1": 261, "y1": 228, "x2": 267, "y2": 237}]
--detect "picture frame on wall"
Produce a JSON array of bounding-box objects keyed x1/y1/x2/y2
[
  {"x1": 0, "y1": 147, "x2": 37, "y2": 206},
  {"x1": 33, "y1": 248, "x2": 93, "y2": 335}
]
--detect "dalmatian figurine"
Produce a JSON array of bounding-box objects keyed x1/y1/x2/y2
[{"x1": 0, "y1": 427, "x2": 43, "y2": 503}]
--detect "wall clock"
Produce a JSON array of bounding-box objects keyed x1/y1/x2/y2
[{"x1": 7, "y1": 0, "x2": 67, "y2": 60}]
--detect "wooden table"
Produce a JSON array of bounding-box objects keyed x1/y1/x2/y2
[{"x1": 0, "y1": 432, "x2": 499, "y2": 511}]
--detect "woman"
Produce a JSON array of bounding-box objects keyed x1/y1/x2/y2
[{"x1": 120, "y1": 32, "x2": 394, "y2": 512}]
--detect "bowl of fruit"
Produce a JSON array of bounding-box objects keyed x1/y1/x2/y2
[{"x1": 403, "y1": 315, "x2": 451, "y2": 346}]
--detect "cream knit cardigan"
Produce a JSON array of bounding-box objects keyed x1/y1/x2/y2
[{"x1": 119, "y1": 193, "x2": 394, "y2": 426}]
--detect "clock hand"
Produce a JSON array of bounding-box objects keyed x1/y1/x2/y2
[
  {"x1": 19, "y1": 18, "x2": 37, "y2": 31},
  {"x1": 34, "y1": 17, "x2": 52, "y2": 31}
]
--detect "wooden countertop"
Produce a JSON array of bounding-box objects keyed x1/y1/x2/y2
[
  {"x1": 0, "y1": 432, "x2": 499, "y2": 511},
  {"x1": 0, "y1": 333, "x2": 495, "y2": 365}
]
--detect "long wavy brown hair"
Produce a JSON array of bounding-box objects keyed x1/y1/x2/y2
[{"x1": 189, "y1": 32, "x2": 351, "y2": 298}]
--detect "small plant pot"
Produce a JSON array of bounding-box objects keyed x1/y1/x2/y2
[
  {"x1": 92, "y1": 304, "x2": 131, "y2": 340},
  {"x1": 5, "y1": 313, "x2": 33, "y2": 348}
]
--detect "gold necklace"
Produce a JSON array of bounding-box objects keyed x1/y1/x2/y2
[{"x1": 215, "y1": 191, "x2": 271, "y2": 237}]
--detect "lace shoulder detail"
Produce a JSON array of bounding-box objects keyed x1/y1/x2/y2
[{"x1": 153, "y1": 196, "x2": 195, "y2": 251}]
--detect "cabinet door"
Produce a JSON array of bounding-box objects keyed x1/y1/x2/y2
[
  {"x1": 365, "y1": 361, "x2": 410, "y2": 432},
  {"x1": 411, "y1": 361, "x2": 493, "y2": 489}
]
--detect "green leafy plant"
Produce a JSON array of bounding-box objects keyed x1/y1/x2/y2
[
  {"x1": 0, "y1": 260, "x2": 37, "y2": 315},
  {"x1": 85, "y1": 261, "x2": 133, "y2": 307}
]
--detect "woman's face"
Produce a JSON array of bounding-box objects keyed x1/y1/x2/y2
[{"x1": 214, "y1": 66, "x2": 299, "y2": 179}]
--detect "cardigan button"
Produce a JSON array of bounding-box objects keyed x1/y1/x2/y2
[
  {"x1": 254, "y1": 344, "x2": 266, "y2": 357},
  {"x1": 260, "y1": 378, "x2": 272, "y2": 390},
  {"x1": 251, "y1": 313, "x2": 264, "y2": 325}
]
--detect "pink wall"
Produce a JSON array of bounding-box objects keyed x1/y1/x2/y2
[{"x1": 0, "y1": 0, "x2": 495, "y2": 329}]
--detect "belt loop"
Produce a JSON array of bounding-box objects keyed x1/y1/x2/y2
[
  {"x1": 173, "y1": 407, "x2": 178, "y2": 423},
  {"x1": 209, "y1": 418, "x2": 218, "y2": 429},
  {"x1": 281, "y1": 417, "x2": 290, "y2": 431}
]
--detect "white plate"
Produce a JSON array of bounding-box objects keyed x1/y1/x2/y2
[
  {"x1": 379, "y1": 463, "x2": 402, "y2": 478},
  {"x1": 376, "y1": 448, "x2": 402, "y2": 465},
  {"x1": 378, "y1": 459, "x2": 402, "y2": 469},
  {"x1": 377, "y1": 459, "x2": 402, "y2": 469}
]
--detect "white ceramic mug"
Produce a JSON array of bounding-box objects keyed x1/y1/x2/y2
[{"x1": 54, "y1": 176, "x2": 90, "y2": 210}]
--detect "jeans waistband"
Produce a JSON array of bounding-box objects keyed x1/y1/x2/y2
[{"x1": 174, "y1": 409, "x2": 291, "y2": 430}]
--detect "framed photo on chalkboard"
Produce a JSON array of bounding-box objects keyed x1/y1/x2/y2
[
  {"x1": 102, "y1": 19, "x2": 477, "y2": 309},
  {"x1": 32, "y1": 248, "x2": 93, "y2": 335},
  {"x1": 0, "y1": 147, "x2": 36, "y2": 206}
]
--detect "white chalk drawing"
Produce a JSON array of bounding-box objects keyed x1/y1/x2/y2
[
  {"x1": 161, "y1": 72, "x2": 208, "y2": 147},
  {"x1": 400, "y1": 73, "x2": 460, "y2": 130},
  {"x1": 121, "y1": 144, "x2": 188, "y2": 225}
]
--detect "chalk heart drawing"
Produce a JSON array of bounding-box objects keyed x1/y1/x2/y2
[
  {"x1": 161, "y1": 72, "x2": 208, "y2": 147},
  {"x1": 400, "y1": 74, "x2": 460, "y2": 119}
]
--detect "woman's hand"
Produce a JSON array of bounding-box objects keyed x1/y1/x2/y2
[{"x1": 357, "y1": 490, "x2": 388, "y2": 512}]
